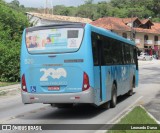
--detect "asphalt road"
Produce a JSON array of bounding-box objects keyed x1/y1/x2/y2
[{"x1": 0, "y1": 61, "x2": 160, "y2": 132}]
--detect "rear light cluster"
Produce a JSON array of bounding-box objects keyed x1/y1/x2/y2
[
  {"x1": 82, "y1": 23, "x2": 86, "y2": 27},
  {"x1": 82, "y1": 72, "x2": 90, "y2": 91},
  {"x1": 21, "y1": 74, "x2": 27, "y2": 92}
]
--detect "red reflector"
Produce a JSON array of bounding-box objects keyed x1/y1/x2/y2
[
  {"x1": 75, "y1": 96, "x2": 80, "y2": 99},
  {"x1": 30, "y1": 97, "x2": 35, "y2": 100},
  {"x1": 21, "y1": 74, "x2": 27, "y2": 92},
  {"x1": 82, "y1": 72, "x2": 90, "y2": 91},
  {"x1": 82, "y1": 23, "x2": 86, "y2": 27}
]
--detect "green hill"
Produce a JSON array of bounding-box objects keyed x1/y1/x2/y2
[{"x1": 52, "y1": 0, "x2": 160, "y2": 22}]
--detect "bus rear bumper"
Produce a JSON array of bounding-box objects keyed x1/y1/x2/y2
[{"x1": 21, "y1": 88, "x2": 95, "y2": 104}]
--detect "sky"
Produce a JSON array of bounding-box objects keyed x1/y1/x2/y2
[{"x1": 4, "y1": 0, "x2": 110, "y2": 8}]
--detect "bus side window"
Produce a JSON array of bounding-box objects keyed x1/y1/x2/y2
[
  {"x1": 119, "y1": 43, "x2": 124, "y2": 64},
  {"x1": 92, "y1": 32, "x2": 105, "y2": 66},
  {"x1": 98, "y1": 39, "x2": 105, "y2": 66},
  {"x1": 103, "y1": 38, "x2": 112, "y2": 65},
  {"x1": 130, "y1": 46, "x2": 135, "y2": 64},
  {"x1": 110, "y1": 39, "x2": 116, "y2": 64},
  {"x1": 122, "y1": 43, "x2": 126, "y2": 64},
  {"x1": 92, "y1": 38, "x2": 98, "y2": 66},
  {"x1": 123, "y1": 44, "x2": 131, "y2": 64},
  {"x1": 125, "y1": 44, "x2": 131, "y2": 64},
  {"x1": 115, "y1": 40, "x2": 123, "y2": 65}
]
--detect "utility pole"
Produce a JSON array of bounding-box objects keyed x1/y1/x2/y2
[
  {"x1": 46, "y1": 0, "x2": 48, "y2": 14},
  {"x1": 130, "y1": 13, "x2": 134, "y2": 41},
  {"x1": 51, "y1": 0, "x2": 53, "y2": 15},
  {"x1": 45, "y1": 0, "x2": 48, "y2": 14},
  {"x1": 44, "y1": 0, "x2": 53, "y2": 15},
  {"x1": 130, "y1": 0, "x2": 136, "y2": 41}
]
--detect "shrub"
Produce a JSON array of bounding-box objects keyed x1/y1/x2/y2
[{"x1": 0, "y1": 1, "x2": 29, "y2": 82}]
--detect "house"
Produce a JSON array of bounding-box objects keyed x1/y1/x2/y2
[
  {"x1": 91, "y1": 17, "x2": 160, "y2": 58},
  {"x1": 26, "y1": 12, "x2": 92, "y2": 26}
]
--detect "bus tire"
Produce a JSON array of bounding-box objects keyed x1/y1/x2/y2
[
  {"x1": 110, "y1": 84, "x2": 117, "y2": 108},
  {"x1": 128, "y1": 79, "x2": 134, "y2": 96}
]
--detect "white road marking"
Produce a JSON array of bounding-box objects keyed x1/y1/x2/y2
[
  {"x1": 95, "y1": 96, "x2": 143, "y2": 133},
  {"x1": 140, "y1": 105, "x2": 160, "y2": 124}
]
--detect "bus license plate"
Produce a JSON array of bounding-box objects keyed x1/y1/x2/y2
[{"x1": 48, "y1": 86, "x2": 60, "y2": 91}]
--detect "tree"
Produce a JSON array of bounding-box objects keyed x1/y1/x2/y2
[
  {"x1": 10, "y1": 0, "x2": 20, "y2": 7},
  {"x1": 51, "y1": 0, "x2": 160, "y2": 22},
  {"x1": 75, "y1": 4, "x2": 97, "y2": 20},
  {"x1": 53, "y1": 5, "x2": 71, "y2": 16},
  {"x1": 84, "y1": 0, "x2": 94, "y2": 4},
  {"x1": 0, "y1": 0, "x2": 29, "y2": 82},
  {"x1": 97, "y1": 2, "x2": 114, "y2": 18},
  {"x1": 110, "y1": 0, "x2": 131, "y2": 8}
]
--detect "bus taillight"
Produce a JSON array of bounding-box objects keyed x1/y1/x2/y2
[
  {"x1": 82, "y1": 72, "x2": 90, "y2": 91},
  {"x1": 22, "y1": 74, "x2": 27, "y2": 92}
]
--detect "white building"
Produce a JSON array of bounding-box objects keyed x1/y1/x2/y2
[{"x1": 26, "y1": 12, "x2": 92, "y2": 26}]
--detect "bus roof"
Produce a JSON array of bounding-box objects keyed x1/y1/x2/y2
[
  {"x1": 88, "y1": 23, "x2": 135, "y2": 46},
  {"x1": 26, "y1": 23, "x2": 86, "y2": 32}
]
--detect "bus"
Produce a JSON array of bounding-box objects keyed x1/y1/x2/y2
[{"x1": 21, "y1": 23, "x2": 138, "y2": 108}]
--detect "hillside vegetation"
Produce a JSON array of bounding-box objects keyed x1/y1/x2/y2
[
  {"x1": 0, "y1": 0, "x2": 29, "y2": 82},
  {"x1": 51, "y1": 0, "x2": 160, "y2": 22}
]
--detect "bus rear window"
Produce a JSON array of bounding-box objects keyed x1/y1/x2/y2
[{"x1": 26, "y1": 28, "x2": 84, "y2": 54}]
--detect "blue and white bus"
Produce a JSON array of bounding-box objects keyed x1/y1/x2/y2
[{"x1": 21, "y1": 23, "x2": 138, "y2": 108}]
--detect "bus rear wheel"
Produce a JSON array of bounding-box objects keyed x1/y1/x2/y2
[
  {"x1": 110, "y1": 84, "x2": 117, "y2": 108},
  {"x1": 128, "y1": 79, "x2": 134, "y2": 96}
]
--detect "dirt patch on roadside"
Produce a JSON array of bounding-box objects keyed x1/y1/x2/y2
[{"x1": 0, "y1": 88, "x2": 20, "y2": 98}]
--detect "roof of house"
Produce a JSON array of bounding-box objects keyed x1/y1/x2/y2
[
  {"x1": 122, "y1": 17, "x2": 138, "y2": 24},
  {"x1": 90, "y1": 17, "x2": 160, "y2": 34},
  {"x1": 26, "y1": 12, "x2": 92, "y2": 23},
  {"x1": 91, "y1": 17, "x2": 131, "y2": 31}
]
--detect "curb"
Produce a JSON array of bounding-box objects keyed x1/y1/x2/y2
[
  {"x1": 95, "y1": 96, "x2": 160, "y2": 133},
  {"x1": 95, "y1": 96, "x2": 143, "y2": 133}
]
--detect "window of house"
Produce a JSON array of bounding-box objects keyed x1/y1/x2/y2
[
  {"x1": 144, "y1": 35, "x2": 148, "y2": 41},
  {"x1": 154, "y1": 36, "x2": 158, "y2": 41}
]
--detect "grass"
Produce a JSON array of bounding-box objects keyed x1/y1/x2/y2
[
  {"x1": 0, "y1": 82, "x2": 18, "y2": 87},
  {"x1": 108, "y1": 106, "x2": 160, "y2": 133}
]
